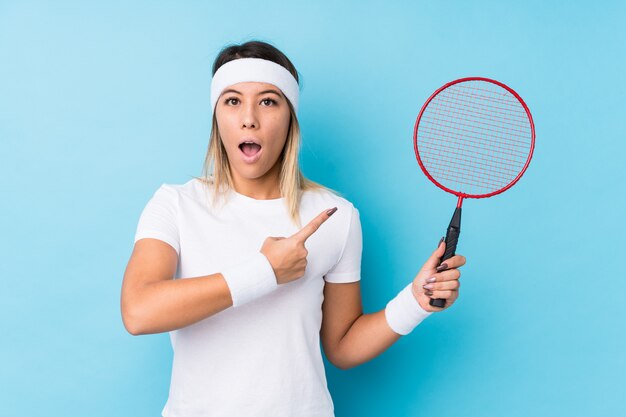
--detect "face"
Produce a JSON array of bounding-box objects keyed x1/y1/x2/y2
[{"x1": 215, "y1": 81, "x2": 291, "y2": 183}]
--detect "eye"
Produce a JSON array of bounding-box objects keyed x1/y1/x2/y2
[
  {"x1": 261, "y1": 98, "x2": 277, "y2": 106},
  {"x1": 224, "y1": 97, "x2": 239, "y2": 105}
]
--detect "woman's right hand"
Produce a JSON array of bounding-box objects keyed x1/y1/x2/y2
[{"x1": 260, "y1": 207, "x2": 337, "y2": 284}]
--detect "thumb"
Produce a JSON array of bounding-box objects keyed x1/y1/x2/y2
[{"x1": 423, "y1": 236, "x2": 446, "y2": 270}]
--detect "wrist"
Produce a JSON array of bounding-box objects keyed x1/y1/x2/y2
[
  {"x1": 221, "y1": 252, "x2": 278, "y2": 307},
  {"x1": 384, "y1": 282, "x2": 433, "y2": 335}
]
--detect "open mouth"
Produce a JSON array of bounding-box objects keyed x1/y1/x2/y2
[{"x1": 239, "y1": 142, "x2": 262, "y2": 157}]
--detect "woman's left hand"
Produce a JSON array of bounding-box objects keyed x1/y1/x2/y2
[{"x1": 411, "y1": 238, "x2": 466, "y2": 312}]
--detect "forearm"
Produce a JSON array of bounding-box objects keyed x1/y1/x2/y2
[
  {"x1": 126, "y1": 273, "x2": 233, "y2": 335},
  {"x1": 124, "y1": 252, "x2": 278, "y2": 335},
  {"x1": 332, "y1": 309, "x2": 401, "y2": 369},
  {"x1": 333, "y1": 283, "x2": 432, "y2": 369}
]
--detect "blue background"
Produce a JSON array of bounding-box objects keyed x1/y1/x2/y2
[{"x1": 1, "y1": 1, "x2": 624, "y2": 416}]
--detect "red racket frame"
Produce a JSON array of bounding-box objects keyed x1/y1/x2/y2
[{"x1": 413, "y1": 76, "x2": 536, "y2": 208}]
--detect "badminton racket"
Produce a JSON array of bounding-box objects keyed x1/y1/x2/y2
[{"x1": 413, "y1": 77, "x2": 535, "y2": 307}]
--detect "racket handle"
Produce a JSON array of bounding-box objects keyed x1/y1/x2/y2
[{"x1": 430, "y1": 207, "x2": 462, "y2": 308}]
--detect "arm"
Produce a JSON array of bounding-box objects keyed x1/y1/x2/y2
[
  {"x1": 121, "y1": 238, "x2": 234, "y2": 335},
  {"x1": 320, "y1": 281, "x2": 400, "y2": 370},
  {"x1": 320, "y1": 247, "x2": 465, "y2": 370},
  {"x1": 122, "y1": 208, "x2": 335, "y2": 336}
]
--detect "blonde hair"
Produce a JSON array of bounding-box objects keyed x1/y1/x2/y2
[{"x1": 192, "y1": 98, "x2": 343, "y2": 229}]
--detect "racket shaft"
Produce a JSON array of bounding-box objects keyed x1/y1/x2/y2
[{"x1": 430, "y1": 207, "x2": 462, "y2": 308}]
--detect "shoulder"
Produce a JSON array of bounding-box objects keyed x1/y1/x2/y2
[
  {"x1": 302, "y1": 187, "x2": 357, "y2": 214},
  {"x1": 142, "y1": 182, "x2": 180, "y2": 205},
  {"x1": 301, "y1": 187, "x2": 360, "y2": 237},
  {"x1": 155, "y1": 178, "x2": 211, "y2": 204},
  {"x1": 138, "y1": 179, "x2": 210, "y2": 216}
]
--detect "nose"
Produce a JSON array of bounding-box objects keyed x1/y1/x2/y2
[{"x1": 241, "y1": 100, "x2": 258, "y2": 129}]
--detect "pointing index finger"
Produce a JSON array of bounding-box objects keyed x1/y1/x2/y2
[{"x1": 291, "y1": 207, "x2": 338, "y2": 242}]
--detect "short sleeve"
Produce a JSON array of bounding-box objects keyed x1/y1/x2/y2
[
  {"x1": 324, "y1": 206, "x2": 362, "y2": 283},
  {"x1": 133, "y1": 184, "x2": 180, "y2": 256}
]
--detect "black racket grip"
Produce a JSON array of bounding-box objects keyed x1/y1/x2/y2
[{"x1": 430, "y1": 207, "x2": 462, "y2": 308}]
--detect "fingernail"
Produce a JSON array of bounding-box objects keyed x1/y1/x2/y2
[
  {"x1": 426, "y1": 277, "x2": 436, "y2": 283},
  {"x1": 423, "y1": 283, "x2": 434, "y2": 290},
  {"x1": 436, "y1": 263, "x2": 448, "y2": 272},
  {"x1": 438, "y1": 237, "x2": 444, "y2": 247},
  {"x1": 425, "y1": 290, "x2": 433, "y2": 296},
  {"x1": 326, "y1": 207, "x2": 337, "y2": 216}
]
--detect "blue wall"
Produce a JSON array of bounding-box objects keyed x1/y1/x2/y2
[{"x1": 1, "y1": 1, "x2": 624, "y2": 416}]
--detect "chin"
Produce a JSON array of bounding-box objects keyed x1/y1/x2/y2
[{"x1": 234, "y1": 165, "x2": 270, "y2": 180}]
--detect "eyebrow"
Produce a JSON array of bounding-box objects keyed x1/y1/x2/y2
[{"x1": 220, "y1": 88, "x2": 282, "y2": 97}]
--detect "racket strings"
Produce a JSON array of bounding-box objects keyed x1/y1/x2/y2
[{"x1": 416, "y1": 80, "x2": 533, "y2": 196}]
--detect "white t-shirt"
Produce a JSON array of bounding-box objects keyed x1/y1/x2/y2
[{"x1": 133, "y1": 178, "x2": 362, "y2": 417}]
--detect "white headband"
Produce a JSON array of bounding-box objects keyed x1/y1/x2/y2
[{"x1": 210, "y1": 57, "x2": 300, "y2": 114}]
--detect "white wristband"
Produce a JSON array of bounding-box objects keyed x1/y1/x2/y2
[
  {"x1": 385, "y1": 282, "x2": 433, "y2": 335},
  {"x1": 221, "y1": 252, "x2": 278, "y2": 307}
]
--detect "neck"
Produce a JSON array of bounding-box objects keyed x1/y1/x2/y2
[{"x1": 231, "y1": 162, "x2": 282, "y2": 200}]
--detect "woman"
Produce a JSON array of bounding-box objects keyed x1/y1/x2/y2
[{"x1": 121, "y1": 40, "x2": 465, "y2": 417}]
